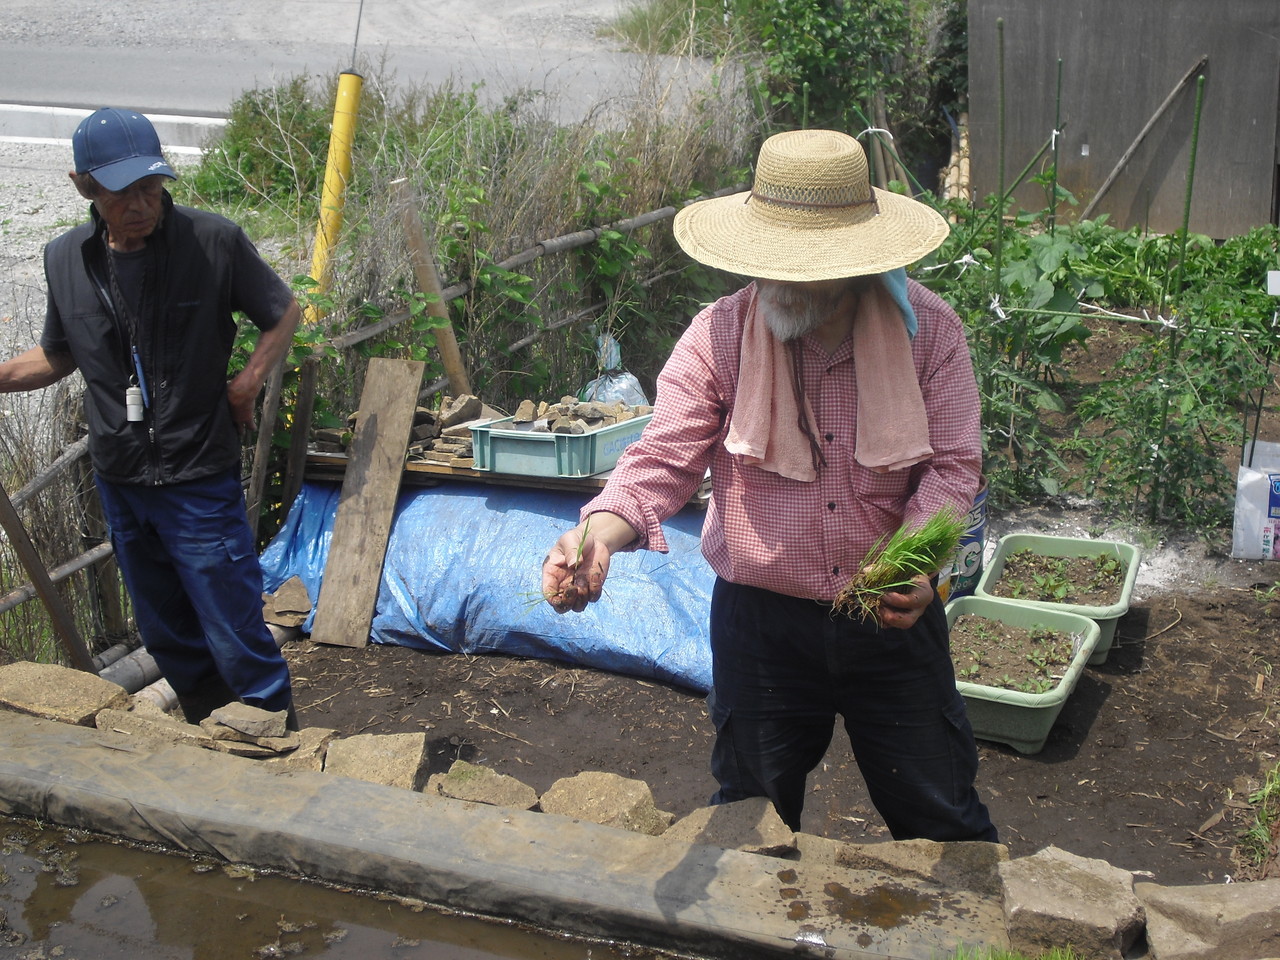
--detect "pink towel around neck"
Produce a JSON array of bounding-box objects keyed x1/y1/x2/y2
[
  {"x1": 724, "y1": 280, "x2": 933, "y2": 481},
  {"x1": 723, "y1": 288, "x2": 820, "y2": 481},
  {"x1": 851, "y1": 280, "x2": 933, "y2": 472}
]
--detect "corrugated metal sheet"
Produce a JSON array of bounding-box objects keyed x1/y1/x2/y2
[{"x1": 968, "y1": 0, "x2": 1280, "y2": 238}]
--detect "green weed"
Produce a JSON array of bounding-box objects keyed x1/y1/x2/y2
[{"x1": 1237, "y1": 761, "x2": 1280, "y2": 870}]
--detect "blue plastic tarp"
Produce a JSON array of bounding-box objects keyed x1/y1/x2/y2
[{"x1": 259, "y1": 482, "x2": 715, "y2": 693}]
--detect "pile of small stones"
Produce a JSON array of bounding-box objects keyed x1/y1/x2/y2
[
  {"x1": 310, "y1": 394, "x2": 652, "y2": 470},
  {"x1": 507, "y1": 396, "x2": 652, "y2": 435}
]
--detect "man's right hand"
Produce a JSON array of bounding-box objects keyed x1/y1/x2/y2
[{"x1": 540, "y1": 511, "x2": 638, "y2": 614}]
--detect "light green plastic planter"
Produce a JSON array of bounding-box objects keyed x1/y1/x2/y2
[
  {"x1": 947, "y1": 596, "x2": 1101, "y2": 754},
  {"x1": 973, "y1": 533, "x2": 1140, "y2": 665}
]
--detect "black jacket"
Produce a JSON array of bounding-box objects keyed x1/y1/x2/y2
[{"x1": 41, "y1": 194, "x2": 293, "y2": 486}]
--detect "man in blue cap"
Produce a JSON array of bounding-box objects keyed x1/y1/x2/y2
[{"x1": 0, "y1": 107, "x2": 300, "y2": 727}]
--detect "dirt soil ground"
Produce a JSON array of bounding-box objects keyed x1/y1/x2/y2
[{"x1": 282, "y1": 503, "x2": 1280, "y2": 888}]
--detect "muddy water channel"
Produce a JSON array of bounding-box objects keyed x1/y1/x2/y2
[{"x1": 0, "y1": 817, "x2": 667, "y2": 960}]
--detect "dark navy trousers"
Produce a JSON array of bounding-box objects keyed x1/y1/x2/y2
[
  {"x1": 95, "y1": 468, "x2": 292, "y2": 712},
  {"x1": 707, "y1": 577, "x2": 997, "y2": 842}
]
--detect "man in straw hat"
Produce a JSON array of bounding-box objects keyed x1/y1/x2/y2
[
  {"x1": 0, "y1": 108, "x2": 300, "y2": 730},
  {"x1": 541, "y1": 128, "x2": 995, "y2": 841}
]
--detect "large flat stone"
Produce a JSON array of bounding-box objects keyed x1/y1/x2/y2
[
  {"x1": 0, "y1": 711, "x2": 1009, "y2": 959},
  {"x1": 838, "y1": 839, "x2": 1009, "y2": 898},
  {"x1": 426, "y1": 760, "x2": 538, "y2": 810},
  {"x1": 0, "y1": 662, "x2": 129, "y2": 726}
]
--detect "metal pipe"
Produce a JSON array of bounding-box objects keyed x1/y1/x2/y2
[
  {"x1": 303, "y1": 71, "x2": 364, "y2": 325},
  {"x1": 133, "y1": 677, "x2": 177, "y2": 713},
  {"x1": 993, "y1": 18, "x2": 1006, "y2": 289},
  {"x1": 1152, "y1": 74, "x2": 1207, "y2": 519},
  {"x1": 91, "y1": 642, "x2": 135, "y2": 672},
  {"x1": 1049, "y1": 58, "x2": 1062, "y2": 235},
  {"x1": 128, "y1": 624, "x2": 302, "y2": 709},
  {"x1": 99, "y1": 645, "x2": 162, "y2": 693},
  {"x1": 1170, "y1": 75, "x2": 1207, "y2": 320}
]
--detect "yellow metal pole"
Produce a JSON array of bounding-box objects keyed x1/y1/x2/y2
[{"x1": 304, "y1": 71, "x2": 363, "y2": 325}]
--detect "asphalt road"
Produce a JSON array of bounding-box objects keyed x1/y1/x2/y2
[{"x1": 0, "y1": 0, "x2": 670, "y2": 137}]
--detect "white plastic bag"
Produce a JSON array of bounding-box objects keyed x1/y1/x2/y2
[
  {"x1": 1230, "y1": 440, "x2": 1280, "y2": 559},
  {"x1": 579, "y1": 334, "x2": 649, "y2": 406}
]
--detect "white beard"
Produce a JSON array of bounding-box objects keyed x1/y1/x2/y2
[{"x1": 756, "y1": 279, "x2": 859, "y2": 342}]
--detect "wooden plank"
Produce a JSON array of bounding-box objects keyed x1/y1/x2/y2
[
  {"x1": 309, "y1": 358, "x2": 425, "y2": 647},
  {"x1": 245, "y1": 360, "x2": 285, "y2": 538},
  {"x1": 303, "y1": 451, "x2": 713, "y2": 506},
  {"x1": 280, "y1": 355, "x2": 320, "y2": 521},
  {"x1": 968, "y1": 0, "x2": 1279, "y2": 237},
  {"x1": 1079, "y1": 54, "x2": 1208, "y2": 221},
  {"x1": 392, "y1": 178, "x2": 472, "y2": 397}
]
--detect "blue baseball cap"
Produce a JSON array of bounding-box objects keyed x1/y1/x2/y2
[{"x1": 72, "y1": 108, "x2": 177, "y2": 192}]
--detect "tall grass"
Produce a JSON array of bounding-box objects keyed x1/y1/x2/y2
[{"x1": 178, "y1": 55, "x2": 758, "y2": 421}]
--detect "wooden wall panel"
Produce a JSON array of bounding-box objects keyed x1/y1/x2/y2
[{"x1": 968, "y1": 0, "x2": 1280, "y2": 237}]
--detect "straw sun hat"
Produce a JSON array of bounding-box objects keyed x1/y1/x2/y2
[{"x1": 673, "y1": 128, "x2": 949, "y2": 282}]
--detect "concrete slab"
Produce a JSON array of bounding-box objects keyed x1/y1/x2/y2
[{"x1": 0, "y1": 711, "x2": 1009, "y2": 959}]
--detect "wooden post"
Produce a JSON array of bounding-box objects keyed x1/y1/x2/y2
[
  {"x1": 392, "y1": 178, "x2": 472, "y2": 396},
  {"x1": 281, "y1": 354, "x2": 320, "y2": 522},
  {"x1": 0, "y1": 480, "x2": 94, "y2": 671}
]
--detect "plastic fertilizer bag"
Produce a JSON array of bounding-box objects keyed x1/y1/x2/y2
[{"x1": 1232, "y1": 440, "x2": 1280, "y2": 559}]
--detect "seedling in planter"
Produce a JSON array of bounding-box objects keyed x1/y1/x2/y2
[
  {"x1": 994, "y1": 547, "x2": 1130, "y2": 606},
  {"x1": 833, "y1": 508, "x2": 966, "y2": 624},
  {"x1": 1032, "y1": 570, "x2": 1071, "y2": 601}
]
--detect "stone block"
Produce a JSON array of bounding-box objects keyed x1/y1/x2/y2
[
  {"x1": 1137, "y1": 878, "x2": 1280, "y2": 960},
  {"x1": 1000, "y1": 846, "x2": 1144, "y2": 959},
  {"x1": 263, "y1": 576, "x2": 311, "y2": 627},
  {"x1": 205, "y1": 737, "x2": 296, "y2": 758},
  {"x1": 425, "y1": 760, "x2": 538, "y2": 810},
  {"x1": 439, "y1": 394, "x2": 482, "y2": 428},
  {"x1": 664, "y1": 798, "x2": 795, "y2": 856},
  {"x1": 0, "y1": 662, "x2": 129, "y2": 726},
  {"x1": 208, "y1": 702, "x2": 288, "y2": 739},
  {"x1": 324, "y1": 732, "x2": 428, "y2": 791},
  {"x1": 261, "y1": 727, "x2": 337, "y2": 773},
  {"x1": 539, "y1": 771, "x2": 673, "y2": 836}
]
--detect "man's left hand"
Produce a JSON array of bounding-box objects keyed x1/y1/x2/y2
[{"x1": 877, "y1": 574, "x2": 935, "y2": 630}]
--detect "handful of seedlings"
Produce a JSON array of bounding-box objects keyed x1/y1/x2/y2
[{"x1": 833, "y1": 508, "x2": 967, "y2": 624}]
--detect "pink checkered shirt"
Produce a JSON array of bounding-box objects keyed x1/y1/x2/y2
[{"x1": 583, "y1": 279, "x2": 983, "y2": 602}]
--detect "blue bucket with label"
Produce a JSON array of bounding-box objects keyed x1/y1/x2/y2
[{"x1": 948, "y1": 477, "x2": 988, "y2": 600}]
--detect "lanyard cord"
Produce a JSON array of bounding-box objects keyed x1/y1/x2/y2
[
  {"x1": 103, "y1": 235, "x2": 150, "y2": 402},
  {"x1": 787, "y1": 338, "x2": 827, "y2": 473}
]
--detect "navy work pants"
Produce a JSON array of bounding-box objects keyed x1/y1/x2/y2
[
  {"x1": 707, "y1": 577, "x2": 997, "y2": 842},
  {"x1": 95, "y1": 469, "x2": 292, "y2": 712}
]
